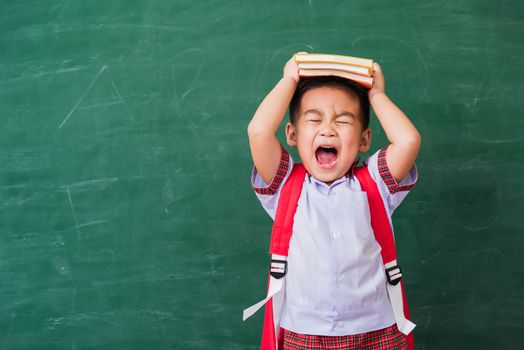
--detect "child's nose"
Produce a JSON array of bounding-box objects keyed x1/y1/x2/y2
[{"x1": 320, "y1": 122, "x2": 335, "y2": 137}]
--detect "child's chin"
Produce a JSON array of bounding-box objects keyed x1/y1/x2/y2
[{"x1": 311, "y1": 169, "x2": 340, "y2": 184}]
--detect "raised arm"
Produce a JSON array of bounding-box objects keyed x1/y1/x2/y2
[
  {"x1": 247, "y1": 56, "x2": 300, "y2": 184},
  {"x1": 368, "y1": 63, "x2": 421, "y2": 182}
]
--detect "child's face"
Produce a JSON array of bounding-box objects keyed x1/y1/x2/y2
[{"x1": 286, "y1": 86, "x2": 371, "y2": 184}]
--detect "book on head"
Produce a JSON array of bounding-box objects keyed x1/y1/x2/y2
[
  {"x1": 294, "y1": 53, "x2": 374, "y2": 88},
  {"x1": 298, "y1": 69, "x2": 373, "y2": 88}
]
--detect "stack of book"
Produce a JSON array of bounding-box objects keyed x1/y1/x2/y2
[{"x1": 294, "y1": 53, "x2": 374, "y2": 88}]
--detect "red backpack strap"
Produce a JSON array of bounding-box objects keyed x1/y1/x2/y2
[
  {"x1": 354, "y1": 165, "x2": 415, "y2": 349},
  {"x1": 353, "y1": 166, "x2": 398, "y2": 264},
  {"x1": 269, "y1": 163, "x2": 307, "y2": 257},
  {"x1": 260, "y1": 163, "x2": 306, "y2": 350}
]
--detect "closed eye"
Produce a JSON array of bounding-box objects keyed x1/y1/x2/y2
[{"x1": 335, "y1": 114, "x2": 355, "y2": 125}]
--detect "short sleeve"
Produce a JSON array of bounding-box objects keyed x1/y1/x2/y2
[
  {"x1": 251, "y1": 145, "x2": 294, "y2": 220},
  {"x1": 365, "y1": 146, "x2": 418, "y2": 214}
]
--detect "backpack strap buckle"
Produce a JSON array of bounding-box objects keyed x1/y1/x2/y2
[
  {"x1": 270, "y1": 258, "x2": 287, "y2": 279},
  {"x1": 385, "y1": 260, "x2": 402, "y2": 286}
]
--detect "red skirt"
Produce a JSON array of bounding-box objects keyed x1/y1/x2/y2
[{"x1": 281, "y1": 324, "x2": 408, "y2": 350}]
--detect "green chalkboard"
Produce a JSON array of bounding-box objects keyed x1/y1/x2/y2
[{"x1": 1, "y1": 0, "x2": 523, "y2": 349}]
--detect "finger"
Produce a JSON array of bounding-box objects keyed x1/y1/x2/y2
[{"x1": 293, "y1": 51, "x2": 308, "y2": 62}]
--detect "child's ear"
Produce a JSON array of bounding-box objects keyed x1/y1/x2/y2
[
  {"x1": 286, "y1": 122, "x2": 297, "y2": 147},
  {"x1": 359, "y1": 128, "x2": 372, "y2": 153}
]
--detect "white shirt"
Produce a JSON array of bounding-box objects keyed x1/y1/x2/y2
[{"x1": 251, "y1": 146, "x2": 418, "y2": 336}]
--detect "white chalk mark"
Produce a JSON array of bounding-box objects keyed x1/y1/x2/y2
[
  {"x1": 75, "y1": 220, "x2": 108, "y2": 229},
  {"x1": 58, "y1": 65, "x2": 135, "y2": 128},
  {"x1": 173, "y1": 47, "x2": 204, "y2": 58},
  {"x1": 58, "y1": 66, "x2": 108, "y2": 129},
  {"x1": 181, "y1": 86, "x2": 200, "y2": 100},
  {"x1": 170, "y1": 49, "x2": 209, "y2": 117},
  {"x1": 71, "y1": 286, "x2": 77, "y2": 315},
  {"x1": 61, "y1": 177, "x2": 119, "y2": 189},
  {"x1": 65, "y1": 186, "x2": 80, "y2": 239},
  {"x1": 105, "y1": 66, "x2": 135, "y2": 122},
  {"x1": 126, "y1": 174, "x2": 167, "y2": 181},
  {"x1": 172, "y1": 62, "x2": 182, "y2": 118},
  {"x1": 249, "y1": 54, "x2": 262, "y2": 104},
  {"x1": 78, "y1": 101, "x2": 123, "y2": 110},
  {"x1": 423, "y1": 312, "x2": 432, "y2": 333},
  {"x1": 123, "y1": 23, "x2": 197, "y2": 33},
  {"x1": 263, "y1": 43, "x2": 315, "y2": 70},
  {"x1": 0, "y1": 193, "x2": 39, "y2": 209},
  {"x1": 352, "y1": 35, "x2": 416, "y2": 50},
  {"x1": 74, "y1": 127, "x2": 128, "y2": 139},
  {"x1": 463, "y1": 224, "x2": 490, "y2": 232},
  {"x1": 482, "y1": 137, "x2": 523, "y2": 144},
  {"x1": 0, "y1": 66, "x2": 91, "y2": 85},
  {"x1": 473, "y1": 70, "x2": 488, "y2": 108},
  {"x1": 174, "y1": 48, "x2": 205, "y2": 97},
  {"x1": 467, "y1": 248, "x2": 507, "y2": 259},
  {"x1": 415, "y1": 48, "x2": 430, "y2": 75}
]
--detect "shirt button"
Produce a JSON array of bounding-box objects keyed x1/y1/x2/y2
[
  {"x1": 336, "y1": 275, "x2": 344, "y2": 285},
  {"x1": 328, "y1": 190, "x2": 336, "y2": 197},
  {"x1": 332, "y1": 232, "x2": 340, "y2": 239},
  {"x1": 336, "y1": 321, "x2": 345, "y2": 328}
]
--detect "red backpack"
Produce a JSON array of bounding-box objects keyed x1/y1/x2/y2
[{"x1": 243, "y1": 163, "x2": 415, "y2": 350}]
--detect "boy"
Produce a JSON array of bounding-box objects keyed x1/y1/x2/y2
[{"x1": 246, "y1": 53, "x2": 421, "y2": 349}]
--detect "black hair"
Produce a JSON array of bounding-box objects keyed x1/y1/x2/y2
[{"x1": 289, "y1": 76, "x2": 370, "y2": 129}]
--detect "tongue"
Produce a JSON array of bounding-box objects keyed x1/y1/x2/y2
[{"x1": 316, "y1": 149, "x2": 337, "y2": 165}]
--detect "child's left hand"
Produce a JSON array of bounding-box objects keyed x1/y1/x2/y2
[{"x1": 369, "y1": 63, "x2": 385, "y2": 99}]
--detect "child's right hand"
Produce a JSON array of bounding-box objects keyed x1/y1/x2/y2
[
  {"x1": 283, "y1": 53, "x2": 304, "y2": 83},
  {"x1": 369, "y1": 63, "x2": 386, "y2": 100}
]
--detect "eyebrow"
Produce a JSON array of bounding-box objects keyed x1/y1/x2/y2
[
  {"x1": 303, "y1": 109, "x2": 357, "y2": 119},
  {"x1": 303, "y1": 109, "x2": 322, "y2": 116},
  {"x1": 335, "y1": 111, "x2": 357, "y2": 119}
]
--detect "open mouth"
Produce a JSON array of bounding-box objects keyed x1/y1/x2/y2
[{"x1": 315, "y1": 145, "x2": 338, "y2": 169}]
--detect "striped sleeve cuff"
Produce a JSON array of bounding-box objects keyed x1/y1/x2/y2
[
  {"x1": 252, "y1": 146, "x2": 290, "y2": 195},
  {"x1": 378, "y1": 147, "x2": 417, "y2": 194}
]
